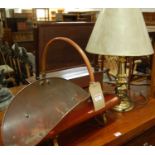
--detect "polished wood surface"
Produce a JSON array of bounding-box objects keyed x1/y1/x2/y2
[{"x1": 57, "y1": 93, "x2": 155, "y2": 146}]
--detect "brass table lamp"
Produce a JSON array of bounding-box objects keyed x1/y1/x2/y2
[{"x1": 86, "y1": 8, "x2": 154, "y2": 112}]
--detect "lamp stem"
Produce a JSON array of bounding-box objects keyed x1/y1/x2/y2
[
  {"x1": 98, "y1": 55, "x2": 104, "y2": 71},
  {"x1": 113, "y1": 56, "x2": 134, "y2": 112}
]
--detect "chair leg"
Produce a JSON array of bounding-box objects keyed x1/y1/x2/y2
[{"x1": 25, "y1": 63, "x2": 31, "y2": 78}]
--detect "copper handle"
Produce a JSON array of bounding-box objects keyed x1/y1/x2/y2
[{"x1": 41, "y1": 37, "x2": 95, "y2": 83}]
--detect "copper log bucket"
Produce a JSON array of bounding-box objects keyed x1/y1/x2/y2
[
  {"x1": 1, "y1": 37, "x2": 95, "y2": 145},
  {"x1": 1, "y1": 77, "x2": 90, "y2": 145},
  {"x1": 1, "y1": 37, "x2": 119, "y2": 145}
]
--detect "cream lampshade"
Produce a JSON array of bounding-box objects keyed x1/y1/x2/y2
[{"x1": 86, "y1": 8, "x2": 154, "y2": 112}]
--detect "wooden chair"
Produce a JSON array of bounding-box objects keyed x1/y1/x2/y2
[
  {"x1": 0, "y1": 43, "x2": 16, "y2": 86},
  {"x1": 10, "y1": 43, "x2": 33, "y2": 85}
]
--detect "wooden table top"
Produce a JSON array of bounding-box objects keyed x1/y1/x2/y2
[
  {"x1": 57, "y1": 98, "x2": 155, "y2": 146},
  {"x1": 1, "y1": 84, "x2": 155, "y2": 146},
  {"x1": 54, "y1": 85, "x2": 155, "y2": 146}
]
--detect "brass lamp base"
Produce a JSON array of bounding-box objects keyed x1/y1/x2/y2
[
  {"x1": 113, "y1": 56, "x2": 134, "y2": 112},
  {"x1": 113, "y1": 98, "x2": 134, "y2": 112}
]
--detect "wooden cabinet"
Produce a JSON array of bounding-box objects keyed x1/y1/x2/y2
[
  {"x1": 35, "y1": 22, "x2": 95, "y2": 77},
  {"x1": 62, "y1": 12, "x2": 97, "y2": 22},
  {"x1": 143, "y1": 12, "x2": 155, "y2": 26},
  {"x1": 5, "y1": 15, "x2": 34, "y2": 52},
  {"x1": 12, "y1": 31, "x2": 35, "y2": 53}
]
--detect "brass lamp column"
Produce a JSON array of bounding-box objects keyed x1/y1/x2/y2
[
  {"x1": 113, "y1": 56, "x2": 133, "y2": 111},
  {"x1": 86, "y1": 8, "x2": 154, "y2": 112}
]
